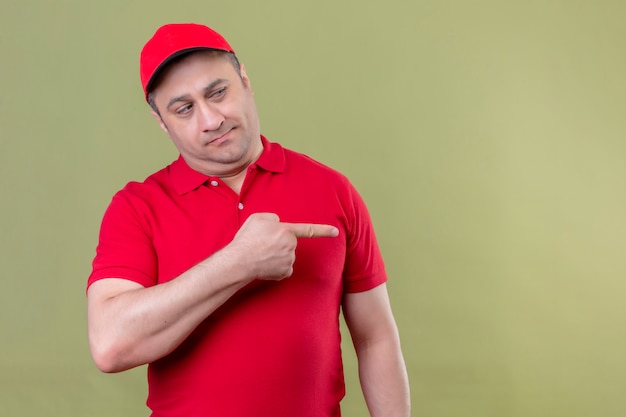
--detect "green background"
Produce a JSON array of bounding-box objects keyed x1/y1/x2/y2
[{"x1": 2, "y1": 0, "x2": 625, "y2": 416}]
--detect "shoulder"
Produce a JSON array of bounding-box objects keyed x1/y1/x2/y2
[
  {"x1": 281, "y1": 145, "x2": 351, "y2": 185},
  {"x1": 266, "y1": 141, "x2": 367, "y2": 210},
  {"x1": 102, "y1": 163, "x2": 177, "y2": 225},
  {"x1": 113, "y1": 163, "x2": 174, "y2": 203}
]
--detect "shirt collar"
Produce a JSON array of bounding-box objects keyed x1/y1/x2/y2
[{"x1": 169, "y1": 135, "x2": 286, "y2": 195}]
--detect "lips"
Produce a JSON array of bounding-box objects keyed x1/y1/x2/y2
[{"x1": 207, "y1": 127, "x2": 233, "y2": 145}]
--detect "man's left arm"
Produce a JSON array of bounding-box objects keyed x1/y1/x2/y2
[{"x1": 343, "y1": 283, "x2": 411, "y2": 417}]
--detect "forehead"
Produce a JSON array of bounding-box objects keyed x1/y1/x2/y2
[{"x1": 149, "y1": 50, "x2": 236, "y2": 98}]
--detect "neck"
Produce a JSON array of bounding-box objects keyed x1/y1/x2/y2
[
  {"x1": 220, "y1": 169, "x2": 248, "y2": 194},
  {"x1": 216, "y1": 142, "x2": 263, "y2": 194}
]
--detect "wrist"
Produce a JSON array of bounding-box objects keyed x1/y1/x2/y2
[{"x1": 207, "y1": 241, "x2": 256, "y2": 285}]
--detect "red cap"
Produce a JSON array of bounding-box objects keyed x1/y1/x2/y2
[{"x1": 140, "y1": 23, "x2": 235, "y2": 100}]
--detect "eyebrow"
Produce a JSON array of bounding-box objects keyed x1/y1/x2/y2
[{"x1": 166, "y1": 78, "x2": 228, "y2": 111}]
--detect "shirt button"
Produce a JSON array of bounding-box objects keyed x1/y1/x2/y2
[
  {"x1": 238, "y1": 202, "x2": 244, "y2": 210},
  {"x1": 210, "y1": 180, "x2": 219, "y2": 187}
]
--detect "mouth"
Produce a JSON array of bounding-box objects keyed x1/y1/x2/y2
[{"x1": 207, "y1": 128, "x2": 234, "y2": 145}]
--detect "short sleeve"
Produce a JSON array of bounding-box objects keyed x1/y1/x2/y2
[
  {"x1": 342, "y1": 182, "x2": 388, "y2": 293},
  {"x1": 87, "y1": 189, "x2": 158, "y2": 290}
]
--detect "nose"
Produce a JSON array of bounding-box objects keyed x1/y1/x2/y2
[{"x1": 197, "y1": 102, "x2": 224, "y2": 132}]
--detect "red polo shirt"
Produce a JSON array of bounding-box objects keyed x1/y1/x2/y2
[{"x1": 89, "y1": 136, "x2": 387, "y2": 417}]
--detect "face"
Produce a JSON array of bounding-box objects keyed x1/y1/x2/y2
[{"x1": 151, "y1": 51, "x2": 262, "y2": 177}]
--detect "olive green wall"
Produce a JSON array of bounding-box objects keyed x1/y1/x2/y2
[{"x1": 2, "y1": 0, "x2": 625, "y2": 416}]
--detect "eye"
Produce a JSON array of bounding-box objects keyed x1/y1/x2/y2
[
  {"x1": 209, "y1": 87, "x2": 227, "y2": 100},
  {"x1": 176, "y1": 104, "x2": 193, "y2": 115}
]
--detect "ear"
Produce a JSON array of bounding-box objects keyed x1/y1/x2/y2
[
  {"x1": 151, "y1": 110, "x2": 169, "y2": 134},
  {"x1": 240, "y1": 64, "x2": 252, "y2": 90}
]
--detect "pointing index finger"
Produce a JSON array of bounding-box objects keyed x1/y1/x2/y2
[{"x1": 284, "y1": 222, "x2": 339, "y2": 238}]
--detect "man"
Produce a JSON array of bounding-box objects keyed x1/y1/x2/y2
[{"x1": 87, "y1": 23, "x2": 410, "y2": 417}]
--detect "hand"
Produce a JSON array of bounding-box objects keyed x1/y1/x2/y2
[{"x1": 231, "y1": 212, "x2": 339, "y2": 280}]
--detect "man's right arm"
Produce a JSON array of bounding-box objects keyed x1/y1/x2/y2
[{"x1": 87, "y1": 212, "x2": 338, "y2": 373}]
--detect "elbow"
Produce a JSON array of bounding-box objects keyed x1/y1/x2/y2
[
  {"x1": 94, "y1": 360, "x2": 122, "y2": 374},
  {"x1": 92, "y1": 355, "x2": 124, "y2": 374},
  {"x1": 90, "y1": 345, "x2": 126, "y2": 373},
  {"x1": 352, "y1": 331, "x2": 404, "y2": 359},
  {"x1": 89, "y1": 334, "x2": 136, "y2": 373}
]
